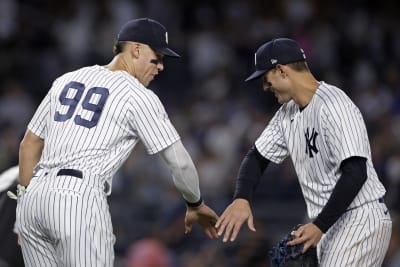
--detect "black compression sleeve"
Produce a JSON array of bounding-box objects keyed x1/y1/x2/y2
[
  {"x1": 233, "y1": 146, "x2": 270, "y2": 201},
  {"x1": 313, "y1": 156, "x2": 367, "y2": 233}
]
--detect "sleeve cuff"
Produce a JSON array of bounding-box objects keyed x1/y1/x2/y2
[
  {"x1": 185, "y1": 197, "x2": 203, "y2": 208},
  {"x1": 313, "y1": 217, "x2": 329, "y2": 233}
]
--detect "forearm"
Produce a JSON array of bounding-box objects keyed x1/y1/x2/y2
[
  {"x1": 159, "y1": 140, "x2": 201, "y2": 204},
  {"x1": 233, "y1": 146, "x2": 270, "y2": 201},
  {"x1": 313, "y1": 156, "x2": 367, "y2": 233},
  {"x1": 19, "y1": 130, "x2": 44, "y2": 186}
]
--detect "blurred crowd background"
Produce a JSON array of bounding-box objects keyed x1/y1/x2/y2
[{"x1": 0, "y1": 0, "x2": 399, "y2": 266}]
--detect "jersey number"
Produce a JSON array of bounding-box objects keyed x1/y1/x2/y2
[{"x1": 54, "y1": 81, "x2": 109, "y2": 128}]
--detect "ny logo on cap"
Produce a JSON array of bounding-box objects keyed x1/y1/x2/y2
[{"x1": 270, "y1": 59, "x2": 278, "y2": 64}]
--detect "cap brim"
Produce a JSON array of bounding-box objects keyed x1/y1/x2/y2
[
  {"x1": 244, "y1": 69, "x2": 268, "y2": 82},
  {"x1": 156, "y1": 47, "x2": 181, "y2": 58}
]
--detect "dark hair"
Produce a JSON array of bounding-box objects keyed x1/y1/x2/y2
[
  {"x1": 113, "y1": 40, "x2": 129, "y2": 55},
  {"x1": 287, "y1": 61, "x2": 310, "y2": 72}
]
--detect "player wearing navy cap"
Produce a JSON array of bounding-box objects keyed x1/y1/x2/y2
[
  {"x1": 14, "y1": 18, "x2": 218, "y2": 266},
  {"x1": 216, "y1": 38, "x2": 392, "y2": 266}
]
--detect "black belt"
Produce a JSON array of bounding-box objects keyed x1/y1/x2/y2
[
  {"x1": 56, "y1": 169, "x2": 110, "y2": 193},
  {"x1": 57, "y1": 169, "x2": 83, "y2": 179},
  {"x1": 57, "y1": 169, "x2": 110, "y2": 193}
]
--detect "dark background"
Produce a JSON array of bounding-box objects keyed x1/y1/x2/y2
[{"x1": 0, "y1": 0, "x2": 399, "y2": 266}]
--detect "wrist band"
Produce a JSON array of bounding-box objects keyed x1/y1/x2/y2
[{"x1": 185, "y1": 197, "x2": 203, "y2": 208}]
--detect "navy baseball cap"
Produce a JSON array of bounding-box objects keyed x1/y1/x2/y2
[
  {"x1": 117, "y1": 18, "x2": 180, "y2": 58},
  {"x1": 245, "y1": 38, "x2": 306, "y2": 82}
]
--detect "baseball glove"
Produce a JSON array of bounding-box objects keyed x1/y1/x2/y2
[{"x1": 268, "y1": 225, "x2": 318, "y2": 267}]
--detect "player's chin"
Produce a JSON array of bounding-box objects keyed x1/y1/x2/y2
[
  {"x1": 276, "y1": 95, "x2": 290, "y2": 104},
  {"x1": 276, "y1": 96, "x2": 285, "y2": 104},
  {"x1": 146, "y1": 76, "x2": 156, "y2": 86},
  {"x1": 143, "y1": 79, "x2": 152, "y2": 87}
]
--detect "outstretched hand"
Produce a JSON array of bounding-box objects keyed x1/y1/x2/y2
[
  {"x1": 185, "y1": 202, "x2": 219, "y2": 239},
  {"x1": 215, "y1": 198, "x2": 256, "y2": 242}
]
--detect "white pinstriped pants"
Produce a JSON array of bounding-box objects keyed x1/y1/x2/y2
[
  {"x1": 16, "y1": 171, "x2": 115, "y2": 267},
  {"x1": 318, "y1": 200, "x2": 392, "y2": 267}
]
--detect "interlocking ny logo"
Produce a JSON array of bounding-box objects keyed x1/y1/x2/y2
[{"x1": 305, "y1": 127, "x2": 319, "y2": 158}]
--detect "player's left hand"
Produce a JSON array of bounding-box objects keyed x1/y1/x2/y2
[
  {"x1": 287, "y1": 223, "x2": 322, "y2": 253},
  {"x1": 185, "y1": 202, "x2": 219, "y2": 239}
]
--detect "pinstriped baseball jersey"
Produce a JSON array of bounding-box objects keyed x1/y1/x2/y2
[
  {"x1": 17, "y1": 64, "x2": 181, "y2": 266},
  {"x1": 255, "y1": 81, "x2": 386, "y2": 219},
  {"x1": 28, "y1": 65, "x2": 180, "y2": 193}
]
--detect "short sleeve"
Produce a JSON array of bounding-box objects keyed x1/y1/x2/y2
[
  {"x1": 323, "y1": 101, "x2": 370, "y2": 163},
  {"x1": 28, "y1": 91, "x2": 51, "y2": 139},
  {"x1": 130, "y1": 91, "x2": 180, "y2": 154},
  {"x1": 255, "y1": 109, "x2": 289, "y2": 164}
]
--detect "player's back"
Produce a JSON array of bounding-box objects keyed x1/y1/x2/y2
[{"x1": 33, "y1": 65, "x2": 148, "y2": 179}]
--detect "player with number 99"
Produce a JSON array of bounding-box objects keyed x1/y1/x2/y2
[{"x1": 15, "y1": 18, "x2": 219, "y2": 267}]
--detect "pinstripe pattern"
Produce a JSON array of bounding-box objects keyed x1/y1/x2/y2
[
  {"x1": 254, "y1": 81, "x2": 391, "y2": 265},
  {"x1": 18, "y1": 65, "x2": 180, "y2": 266},
  {"x1": 318, "y1": 201, "x2": 392, "y2": 266},
  {"x1": 255, "y1": 82, "x2": 385, "y2": 218},
  {"x1": 28, "y1": 65, "x2": 179, "y2": 191},
  {"x1": 18, "y1": 171, "x2": 115, "y2": 266}
]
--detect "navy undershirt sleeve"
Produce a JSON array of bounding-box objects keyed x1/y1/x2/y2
[
  {"x1": 313, "y1": 156, "x2": 367, "y2": 233},
  {"x1": 233, "y1": 146, "x2": 270, "y2": 202}
]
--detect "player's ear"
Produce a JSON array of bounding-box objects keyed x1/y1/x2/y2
[
  {"x1": 276, "y1": 64, "x2": 287, "y2": 78},
  {"x1": 129, "y1": 42, "x2": 140, "y2": 59}
]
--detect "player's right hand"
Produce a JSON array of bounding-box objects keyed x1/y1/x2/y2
[
  {"x1": 185, "y1": 202, "x2": 219, "y2": 239},
  {"x1": 287, "y1": 223, "x2": 322, "y2": 253},
  {"x1": 215, "y1": 198, "x2": 256, "y2": 242}
]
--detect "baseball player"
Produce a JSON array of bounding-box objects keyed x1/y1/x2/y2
[
  {"x1": 215, "y1": 38, "x2": 392, "y2": 266},
  {"x1": 14, "y1": 18, "x2": 218, "y2": 267}
]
